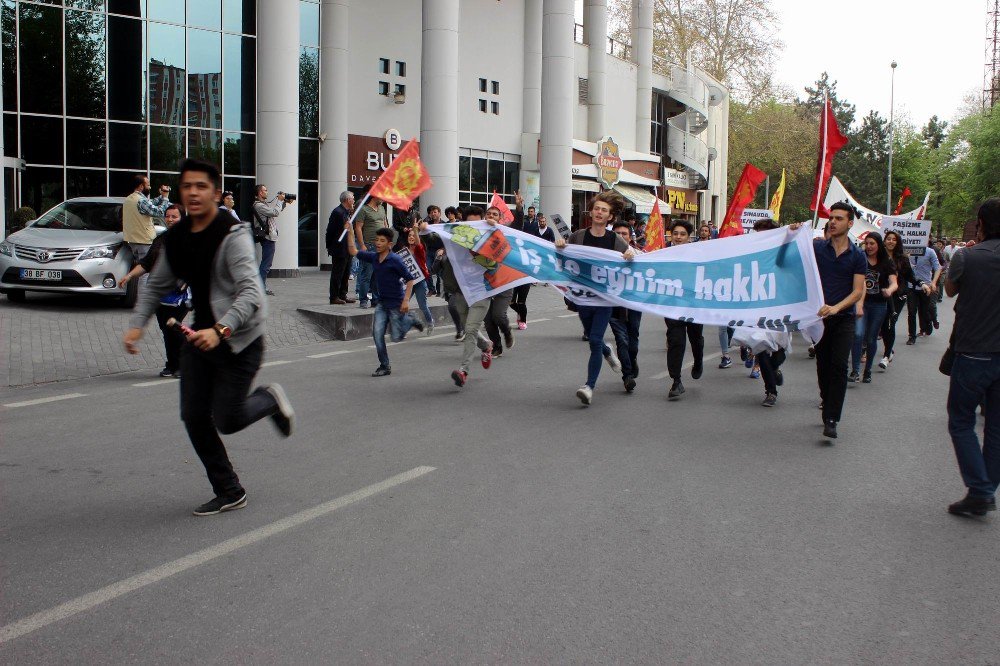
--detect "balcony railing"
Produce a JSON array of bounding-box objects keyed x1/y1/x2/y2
[
  {"x1": 574, "y1": 23, "x2": 632, "y2": 61},
  {"x1": 667, "y1": 116, "x2": 709, "y2": 186}
]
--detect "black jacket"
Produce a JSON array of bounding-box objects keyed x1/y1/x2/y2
[{"x1": 326, "y1": 204, "x2": 351, "y2": 258}]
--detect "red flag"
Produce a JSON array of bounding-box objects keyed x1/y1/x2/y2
[
  {"x1": 368, "y1": 138, "x2": 433, "y2": 211},
  {"x1": 810, "y1": 97, "x2": 849, "y2": 218},
  {"x1": 719, "y1": 163, "x2": 767, "y2": 238},
  {"x1": 893, "y1": 186, "x2": 913, "y2": 215},
  {"x1": 489, "y1": 191, "x2": 515, "y2": 224},
  {"x1": 644, "y1": 198, "x2": 666, "y2": 251}
]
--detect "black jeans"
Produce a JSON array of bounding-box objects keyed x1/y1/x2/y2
[
  {"x1": 444, "y1": 291, "x2": 463, "y2": 332},
  {"x1": 609, "y1": 309, "x2": 642, "y2": 378},
  {"x1": 154, "y1": 304, "x2": 189, "y2": 373},
  {"x1": 665, "y1": 318, "x2": 704, "y2": 380},
  {"x1": 179, "y1": 336, "x2": 277, "y2": 497},
  {"x1": 328, "y1": 255, "x2": 350, "y2": 301},
  {"x1": 881, "y1": 292, "x2": 906, "y2": 356},
  {"x1": 907, "y1": 287, "x2": 933, "y2": 338},
  {"x1": 485, "y1": 290, "x2": 514, "y2": 352},
  {"x1": 509, "y1": 284, "x2": 531, "y2": 322},
  {"x1": 815, "y1": 314, "x2": 855, "y2": 423},
  {"x1": 758, "y1": 348, "x2": 786, "y2": 395}
]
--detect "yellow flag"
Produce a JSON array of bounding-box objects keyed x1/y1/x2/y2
[{"x1": 768, "y1": 168, "x2": 786, "y2": 222}]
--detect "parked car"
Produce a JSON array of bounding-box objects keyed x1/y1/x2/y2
[{"x1": 0, "y1": 197, "x2": 165, "y2": 307}]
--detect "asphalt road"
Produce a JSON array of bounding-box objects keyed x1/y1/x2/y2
[{"x1": 1, "y1": 291, "x2": 995, "y2": 664}]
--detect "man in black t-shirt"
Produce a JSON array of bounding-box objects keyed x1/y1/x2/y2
[
  {"x1": 124, "y1": 159, "x2": 295, "y2": 517},
  {"x1": 663, "y1": 219, "x2": 704, "y2": 400}
]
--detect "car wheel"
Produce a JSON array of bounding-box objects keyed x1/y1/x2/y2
[
  {"x1": 6, "y1": 289, "x2": 26, "y2": 303},
  {"x1": 119, "y1": 278, "x2": 138, "y2": 308}
]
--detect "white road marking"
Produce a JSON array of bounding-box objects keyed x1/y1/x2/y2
[
  {"x1": 305, "y1": 350, "x2": 356, "y2": 359},
  {"x1": 0, "y1": 466, "x2": 436, "y2": 645},
  {"x1": 132, "y1": 379, "x2": 177, "y2": 387},
  {"x1": 261, "y1": 360, "x2": 294, "y2": 368},
  {"x1": 557, "y1": 314, "x2": 578, "y2": 318},
  {"x1": 419, "y1": 332, "x2": 459, "y2": 341},
  {"x1": 529, "y1": 318, "x2": 552, "y2": 323},
  {"x1": 3, "y1": 393, "x2": 87, "y2": 409},
  {"x1": 650, "y1": 351, "x2": 725, "y2": 381}
]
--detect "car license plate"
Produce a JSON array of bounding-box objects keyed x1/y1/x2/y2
[{"x1": 20, "y1": 269, "x2": 62, "y2": 281}]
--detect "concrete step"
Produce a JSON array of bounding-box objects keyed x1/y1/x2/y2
[{"x1": 297, "y1": 302, "x2": 453, "y2": 341}]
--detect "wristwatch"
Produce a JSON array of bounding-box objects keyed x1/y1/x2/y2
[{"x1": 213, "y1": 323, "x2": 232, "y2": 340}]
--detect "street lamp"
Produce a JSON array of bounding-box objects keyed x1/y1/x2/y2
[{"x1": 886, "y1": 60, "x2": 897, "y2": 215}]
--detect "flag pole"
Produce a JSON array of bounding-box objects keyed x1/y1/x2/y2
[
  {"x1": 338, "y1": 192, "x2": 371, "y2": 243},
  {"x1": 811, "y1": 93, "x2": 829, "y2": 230}
]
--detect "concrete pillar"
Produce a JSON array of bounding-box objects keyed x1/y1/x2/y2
[
  {"x1": 319, "y1": 0, "x2": 349, "y2": 237},
  {"x1": 632, "y1": 0, "x2": 653, "y2": 153},
  {"x1": 522, "y1": 0, "x2": 542, "y2": 136},
  {"x1": 584, "y1": 0, "x2": 607, "y2": 141},
  {"x1": 420, "y1": 0, "x2": 459, "y2": 210},
  {"x1": 257, "y1": 0, "x2": 300, "y2": 276},
  {"x1": 540, "y1": 0, "x2": 574, "y2": 222}
]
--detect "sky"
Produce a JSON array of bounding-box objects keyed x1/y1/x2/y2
[{"x1": 769, "y1": 0, "x2": 988, "y2": 128}]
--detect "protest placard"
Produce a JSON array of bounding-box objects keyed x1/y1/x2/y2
[
  {"x1": 881, "y1": 215, "x2": 932, "y2": 256},
  {"x1": 394, "y1": 247, "x2": 425, "y2": 283}
]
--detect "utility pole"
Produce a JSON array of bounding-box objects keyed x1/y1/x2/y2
[{"x1": 886, "y1": 61, "x2": 897, "y2": 215}]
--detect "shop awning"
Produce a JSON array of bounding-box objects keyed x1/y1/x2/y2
[
  {"x1": 613, "y1": 183, "x2": 671, "y2": 215},
  {"x1": 571, "y1": 178, "x2": 601, "y2": 193}
]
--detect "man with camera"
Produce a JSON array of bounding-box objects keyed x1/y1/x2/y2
[
  {"x1": 123, "y1": 174, "x2": 171, "y2": 264},
  {"x1": 252, "y1": 184, "x2": 295, "y2": 296}
]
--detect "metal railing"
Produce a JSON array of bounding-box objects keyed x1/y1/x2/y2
[{"x1": 574, "y1": 23, "x2": 632, "y2": 61}]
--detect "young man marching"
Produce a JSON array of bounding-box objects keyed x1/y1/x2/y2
[
  {"x1": 663, "y1": 219, "x2": 705, "y2": 400},
  {"x1": 346, "y1": 225, "x2": 423, "y2": 376},
  {"x1": 124, "y1": 159, "x2": 294, "y2": 516}
]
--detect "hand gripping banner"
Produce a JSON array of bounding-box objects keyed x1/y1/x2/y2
[{"x1": 429, "y1": 223, "x2": 826, "y2": 337}]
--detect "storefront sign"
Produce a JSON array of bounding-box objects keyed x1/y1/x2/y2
[
  {"x1": 348, "y1": 133, "x2": 418, "y2": 185},
  {"x1": 662, "y1": 168, "x2": 690, "y2": 189},
  {"x1": 665, "y1": 188, "x2": 699, "y2": 214},
  {"x1": 593, "y1": 136, "x2": 623, "y2": 189}
]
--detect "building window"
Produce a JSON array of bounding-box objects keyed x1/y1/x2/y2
[
  {"x1": 491, "y1": 80, "x2": 499, "y2": 95},
  {"x1": 378, "y1": 81, "x2": 389, "y2": 96},
  {"x1": 479, "y1": 78, "x2": 487, "y2": 93},
  {"x1": 394, "y1": 84, "x2": 405, "y2": 96},
  {"x1": 478, "y1": 99, "x2": 487, "y2": 113},
  {"x1": 457, "y1": 149, "x2": 520, "y2": 209},
  {"x1": 299, "y1": 0, "x2": 322, "y2": 267},
  {"x1": 491, "y1": 101, "x2": 499, "y2": 115},
  {"x1": 395, "y1": 60, "x2": 406, "y2": 77},
  {"x1": 379, "y1": 57, "x2": 389, "y2": 74}
]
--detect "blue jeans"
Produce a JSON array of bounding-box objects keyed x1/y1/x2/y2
[
  {"x1": 258, "y1": 239, "x2": 275, "y2": 287},
  {"x1": 578, "y1": 305, "x2": 613, "y2": 388},
  {"x1": 372, "y1": 302, "x2": 415, "y2": 368},
  {"x1": 410, "y1": 279, "x2": 433, "y2": 325},
  {"x1": 356, "y1": 255, "x2": 374, "y2": 303},
  {"x1": 851, "y1": 300, "x2": 888, "y2": 374},
  {"x1": 948, "y1": 352, "x2": 1000, "y2": 498}
]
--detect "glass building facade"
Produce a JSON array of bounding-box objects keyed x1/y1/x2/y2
[{"x1": 1, "y1": 0, "x2": 323, "y2": 266}]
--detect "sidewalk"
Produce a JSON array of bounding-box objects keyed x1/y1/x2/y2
[{"x1": 0, "y1": 269, "x2": 338, "y2": 387}]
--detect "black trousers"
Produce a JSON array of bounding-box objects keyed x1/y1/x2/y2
[
  {"x1": 881, "y1": 292, "x2": 906, "y2": 356},
  {"x1": 815, "y1": 314, "x2": 854, "y2": 423},
  {"x1": 444, "y1": 292, "x2": 463, "y2": 332},
  {"x1": 154, "y1": 304, "x2": 189, "y2": 373},
  {"x1": 758, "y1": 348, "x2": 786, "y2": 395},
  {"x1": 610, "y1": 309, "x2": 642, "y2": 378},
  {"x1": 509, "y1": 284, "x2": 531, "y2": 322},
  {"x1": 179, "y1": 336, "x2": 277, "y2": 497},
  {"x1": 906, "y1": 287, "x2": 933, "y2": 338},
  {"x1": 328, "y1": 255, "x2": 351, "y2": 301},
  {"x1": 665, "y1": 318, "x2": 704, "y2": 379},
  {"x1": 485, "y1": 290, "x2": 514, "y2": 352}
]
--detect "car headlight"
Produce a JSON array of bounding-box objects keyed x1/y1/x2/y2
[
  {"x1": 78, "y1": 244, "x2": 121, "y2": 260},
  {"x1": 0, "y1": 241, "x2": 11, "y2": 257}
]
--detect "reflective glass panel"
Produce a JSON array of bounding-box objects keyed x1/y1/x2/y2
[
  {"x1": 148, "y1": 0, "x2": 183, "y2": 24},
  {"x1": 21, "y1": 166, "x2": 64, "y2": 218},
  {"x1": 188, "y1": 129, "x2": 222, "y2": 169},
  {"x1": 223, "y1": 0, "x2": 254, "y2": 35},
  {"x1": 18, "y1": 3, "x2": 63, "y2": 115},
  {"x1": 67, "y1": 169, "x2": 108, "y2": 198},
  {"x1": 488, "y1": 159, "x2": 503, "y2": 192},
  {"x1": 108, "y1": 0, "x2": 144, "y2": 17},
  {"x1": 108, "y1": 169, "x2": 136, "y2": 196},
  {"x1": 223, "y1": 176, "x2": 254, "y2": 221},
  {"x1": 470, "y1": 157, "x2": 486, "y2": 192},
  {"x1": 299, "y1": 47, "x2": 319, "y2": 137},
  {"x1": 67, "y1": 1, "x2": 106, "y2": 10},
  {"x1": 4, "y1": 112, "x2": 17, "y2": 157},
  {"x1": 459, "y1": 155, "x2": 471, "y2": 191},
  {"x1": 66, "y1": 119, "x2": 107, "y2": 167},
  {"x1": 21, "y1": 115, "x2": 63, "y2": 165},
  {"x1": 299, "y1": 139, "x2": 318, "y2": 181},
  {"x1": 188, "y1": 29, "x2": 222, "y2": 129},
  {"x1": 149, "y1": 125, "x2": 183, "y2": 171},
  {"x1": 297, "y1": 180, "x2": 318, "y2": 267},
  {"x1": 66, "y1": 10, "x2": 107, "y2": 119},
  {"x1": 299, "y1": 1, "x2": 319, "y2": 47},
  {"x1": 108, "y1": 122, "x2": 147, "y2": 169},
  {"x1": 504, "y1": 162, "x2": 519, "y2": 195},
  {"x1": 149, "y1": 172, "x2": 180, "y2": 198},
  {"x1": 223, "y1": 132, "x2": 254, "y2": 176},
  {"x1": 223, "y1": 34, "x2": 255, "y2": 131},
  {"x1": 108, "y1": 15, "x2": 146, "y2": 121},
  {"x1": 2, "y1": 0, "x2": 16, "y2": 112},
  {"x1": 188, "y1": 0, "x2": 221, "y2": 29},
  {"x1": 148, "y1": 22, "x2": 185, "y2": 125}
]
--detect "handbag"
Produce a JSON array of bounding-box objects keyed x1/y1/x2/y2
[{"x1": 250, "y1": 209, "x2": 269, "y2": 242}]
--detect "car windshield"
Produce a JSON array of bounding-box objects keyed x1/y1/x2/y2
[{"x1": 31, "y1": 202, "x2": 124, "y2": 232}]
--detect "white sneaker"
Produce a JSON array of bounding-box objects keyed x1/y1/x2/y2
[
  {"x1": 604, "y1": 349, "x2": 622, "y2": 373},
  {"x1": 576, "y1": 385, "x2": 593, "y2": 405},
  {"x1": 878, "y1": 356, "x2": 889, "y2": 370}
]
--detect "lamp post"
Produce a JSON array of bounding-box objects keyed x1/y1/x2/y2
[{"x1": 886, "y1": 60, "x2": 897, "y2": 215}]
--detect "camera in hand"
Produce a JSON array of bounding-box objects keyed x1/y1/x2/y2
[{"x1": 278, "y1": 192, "x2": 297, "y2": 203}]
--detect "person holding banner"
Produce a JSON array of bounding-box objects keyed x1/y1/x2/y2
[
  {"x1": 404, "y1": 226, "x2": 434, "y2": 332},
  {"x1": 509, "y1": 192, "x2": 541, "y2": 330},
  {"x1": 446, "y1": 206, "x2": 496, "y2": 388},
  {"x1": 555, "y1": 191, "x2": 634, "y2": 406},
  {"x1": 849, "y1": 232, "x2": 897, "y2": 384},
  {"x1": 878, "y1": 230, "x2": 913, "y2": 370},
  {"x1": 346, "y1": 225, "x2": 423, "y2": 377},
  {"x1": 662, "y1": 219, "x2": 705, "y2": 400},
  {"x1": 484, "y1": 206, "x2": 517, "y2": 357},
  {"x1": 609, "y1": 221, "x2": 643, "y2": 392}
]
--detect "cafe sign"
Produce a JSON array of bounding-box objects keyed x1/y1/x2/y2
[{"x1": 593, "y1": 136, "x2": 623, "y2": 189}]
